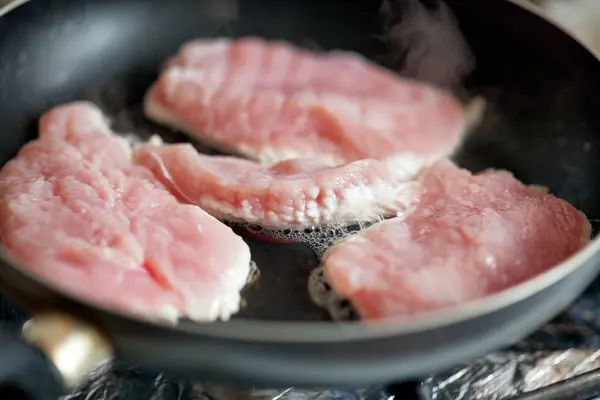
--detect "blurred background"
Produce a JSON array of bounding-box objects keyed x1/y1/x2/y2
[
  {"x1": 0, "y1": 0, "x2": 598, "y2": 53},
  {"x1": 534, "y1": 0, "x2": 600, "y2": 51}
]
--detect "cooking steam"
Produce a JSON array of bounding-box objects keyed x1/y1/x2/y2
[{"x1": 380, "y1": 0, "x2": 475, "y2": 90}]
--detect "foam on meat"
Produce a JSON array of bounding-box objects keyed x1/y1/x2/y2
[
  {"x1": 133, "y1": 141, "x2": 421, "y2": 230},
  {"x1": 0, "y1": 102, "x2": 251, "y2": 323},
  {"x1": 144, "y1": 37, "x2": 468, "y2": 177},
  {"x1": 321, "y1": 159, "x2": 592, "y2": 321}
]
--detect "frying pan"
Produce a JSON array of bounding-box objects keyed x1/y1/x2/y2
[{"x1": 0, "y1": 0, "x2": 600, "y2": 399}]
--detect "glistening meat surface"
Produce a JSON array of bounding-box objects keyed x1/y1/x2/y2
[
  {"x1": 0, "y1": 102, "x2": 251, "y2": 323},
  {"x1": 133, "y1": 141, "x2": 420, "y2": 230},
  {"x1": 322, "y1": 159, "x2": 592, "y2": 320},
  {"x1": 145, "y1": 37, "x2": 467, "y2": 177}
]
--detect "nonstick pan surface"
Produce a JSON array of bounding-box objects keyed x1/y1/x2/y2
[{"x1": 1, "y1": 0, "x2": 600, "y2": 396}]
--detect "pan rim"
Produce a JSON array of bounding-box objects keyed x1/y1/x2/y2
[{"x1": 0, "y1": 0, "x2": 599, "y2": 343}]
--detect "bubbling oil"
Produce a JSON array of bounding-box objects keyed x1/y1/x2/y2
[
  {"x1": 230, "y1": 217, "x2": 388, "y2": 258},
  {"x1": 308, "y1": 266, "x2": 360, "y2": 321},
  {"x1": 229, "y1": 219, "x2": 394, "y2": 322}
]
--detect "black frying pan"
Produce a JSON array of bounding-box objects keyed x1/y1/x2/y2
[{"x1": 1, "y1": 0, "x2": 600, "y2": 399}]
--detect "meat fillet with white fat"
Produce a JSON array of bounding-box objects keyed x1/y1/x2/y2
[
  {"x1": 322, "y1": 159, "x2": 592, "y2": 320},
  {"x1": 0, "y1": 102, "x2": 251, "y2": 323},
  {"x1": 144, "y1": 37, "x2": 468, "y2": 177},
  {"x1": 133, "y1": 141, "x2": 420, "y2": 230}
]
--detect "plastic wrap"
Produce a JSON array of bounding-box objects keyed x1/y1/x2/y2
[
  {"x1": 62, "y1": 349, "x2": 600, "y2": 400},
  {"x1": 62, "y1": 351, "x2": 600, "y2": 400},
  {"x1": 422, "y1": 350, "x2": 600, "y2": 400},
  {"x1": 418, "y1": 283, "x2": 600, "y2": 400},
  {"x1": 63, "y1": 365, "x2": 391, "y2": 400}
]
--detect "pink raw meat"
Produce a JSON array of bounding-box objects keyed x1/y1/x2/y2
[
  {"x1": 133, "y1": 141, "x2": 420, "y2": 230},
  {"x1": 322, "y1": 159, "x2": 591, "y2": 320},
  {"x1": 0, "y1": 102, "x2": 251, "y2": 323},
  {"x1": 144, "y1": 37, "x2": 468, "y2": 177}
]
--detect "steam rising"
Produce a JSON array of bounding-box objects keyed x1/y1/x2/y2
[{"x1": 380, "y1": 0, "x2": 475, "y2": 89}]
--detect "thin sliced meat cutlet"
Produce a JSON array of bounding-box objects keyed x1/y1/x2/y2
[
  {"x1": 0, "y1": 102, "x2": 251, "y2": 323},
  {"x1": 321, "y1": 159, "x2": 592, "y2": 321},
  {"x1": 144, "y1": 37, "x2": 469, "y2": 178},
  {"x1": 133, "y1": 140, "x2": 421, "y2": 230}
]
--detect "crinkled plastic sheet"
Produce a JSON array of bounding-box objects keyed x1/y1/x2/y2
[
  {"x1": 64, "y1": 368, "x2": 391, "y2": 400},
  {"x1": 422, "y1": 350, "x2": 600, "y2": 400},
  {"x1": 60, "y1": 352, "x2": 600, "y2": 400},
  {"x1": 420, "y1": 282, "x2": 600, "y2": 400}
]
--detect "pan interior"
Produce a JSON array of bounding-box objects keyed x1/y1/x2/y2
[{"x1": 0, "y1": 0, "x2": 599, "y2": 330}]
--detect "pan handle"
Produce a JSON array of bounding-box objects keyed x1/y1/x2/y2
[{"x1": 0, "y1": 313, "x2": 112, "y2": 400}]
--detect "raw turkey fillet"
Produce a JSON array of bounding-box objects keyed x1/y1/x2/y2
[
  {"x1": 133, "y1": 140, "x2": 421, "y2": 230},
  {"x1": 145, "y1": 37, "x2": 468, "y2": 177},
  {"x1": 322, "y1": 159, "x2": 592, "y2": 320},
  {"x1": 0, "y1": 102, "x2": 251, "y2": 323}
]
